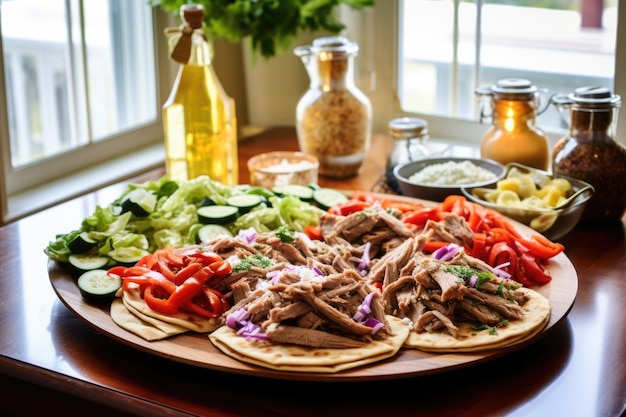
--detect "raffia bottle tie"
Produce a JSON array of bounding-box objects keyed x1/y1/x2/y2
[
  {"x1": 294, "y1": 36, "x2": 372, "y2": 178},
  {"x1": 551, "y1": 87, "x2": 624, "y2": 222},
  {"x1": 475, "y1": 78, "x2": 550, "y2": 170},
  {"x1": 162, "y1": 4, "x2": 238, "y2": 185}
]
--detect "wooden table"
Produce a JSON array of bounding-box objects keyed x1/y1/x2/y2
[{"x1": 0, "y1": 127, "x2": 624, "y2": 417}]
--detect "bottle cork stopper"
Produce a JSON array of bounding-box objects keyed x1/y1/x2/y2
[{"x1": 181, "y1": 4, "x2": 204, "y2": 29}]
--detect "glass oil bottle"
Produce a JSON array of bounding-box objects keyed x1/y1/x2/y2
[{"x1": 162, "y1": 4, "x2": 238, "y2": 184}]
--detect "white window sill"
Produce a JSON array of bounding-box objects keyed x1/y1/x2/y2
[
  {"x1": 6, "y1": 143, "x2": 165, "y2": 224},
  {"x1": 4, "y1": 126, "x2": 268, "y2": 224}
]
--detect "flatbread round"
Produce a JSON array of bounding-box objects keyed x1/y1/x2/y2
[
  {"x1": 110, "y1": 298, "x2": 188, "y2": 341},
  {"x1": 209, "y1": 315, "x2": 410, "y2": 373},
  {"x1": 403, "y1": 287, "x2": 551, "y2": 352},
  {"x1": 121, "y1": 283, "x2": 220, "y2": 334}
]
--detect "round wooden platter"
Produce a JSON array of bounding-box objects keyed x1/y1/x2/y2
[{"x1": 48, "y1": 251, "x2": 577, "y2": 383}]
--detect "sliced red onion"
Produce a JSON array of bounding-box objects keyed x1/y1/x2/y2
[
  {"x1": 358, "y1": 242, "x2": 372, "y2": 271},
  {"x1": 468, "y1": 275, "x2": 478, "y2": 288},
  {"x1": 312, "y1": 267, "x2": 324, "y2": 276},
  {"x1": 237, "y1": 321, "x2": 269, "y2": 341},
  {"x1": 433, "y1": 243, "x2": 462, "y2": 261},
  {"x1": 353, "y1": 292, "x2": 375, "y2": 322},
  {"x1": 236, "y1": 227, "x2": 258, "y2": 243},
  {"x1": 225, "y1": 307, "x2": 249, "y2": 329},
  {"x1": 363, "y1": 317, "x2": 385, "y2": 335},
  {"x1": 494, "y1": 262, "x2": 512, "y2": 279}
]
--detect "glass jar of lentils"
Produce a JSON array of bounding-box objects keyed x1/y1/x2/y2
[{"x1": 294, "y1": 36, "x2": 372, "y2": 178}]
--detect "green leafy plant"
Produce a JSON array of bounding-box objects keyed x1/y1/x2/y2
[{"x1": 149, "y1": 0, "x2": 376, "y2": 58}]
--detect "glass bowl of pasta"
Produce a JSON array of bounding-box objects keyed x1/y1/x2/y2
[{"x1": 461, "y1": 162, "x2": 594, "y2": 240}]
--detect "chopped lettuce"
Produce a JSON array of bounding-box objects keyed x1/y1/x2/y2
[{"x1": 44, "y1": 175, "x2": 327, "y2": 264}]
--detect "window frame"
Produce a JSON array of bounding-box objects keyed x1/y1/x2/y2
[
  {"x1": 364, "y1": 0, "x2": 626, "y2": 145},
  {"x1": 0, "y1": 5, "x2": 176, "y2": 223}
]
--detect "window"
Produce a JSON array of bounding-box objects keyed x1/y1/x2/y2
[
  {"x1": 0, "y1": 0, "x2": 167, "y2": 222},
  {"x1": 365, "y1": 0, "x2": 624, "y2": 142}
]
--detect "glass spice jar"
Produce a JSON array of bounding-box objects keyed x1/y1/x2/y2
[
  {"x1": 294, "y1": 36, "x2": 372, "y2": 178},
  {"x1": 551, "y1": 86, "x2": 625, "y2": 222},
  {"x1": 385, "y1": 117, "x2": 430, "y2": 192}
]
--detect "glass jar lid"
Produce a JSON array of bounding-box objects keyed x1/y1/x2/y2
[
  {"x1": 569, "y1": 86, "x2": 621, "y2": 110},
  {"x1": 388, "y1": 117, "x2": 428, "y2": 140},
  {"x1": 476, "y1": 78, "x2": 538, "y2": 101}
]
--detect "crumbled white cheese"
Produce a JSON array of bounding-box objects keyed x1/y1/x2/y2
[{"x1": 408, "y1": 160, "x2": 496, "y2": 185}]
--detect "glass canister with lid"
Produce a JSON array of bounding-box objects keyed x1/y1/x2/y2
[
  {"x1": 294, "y1": 36, "x2": 372, "y2": 178},
  {"x1": 475, "y1": 78, "x2": 550, "y2": 170},
  {"x1": 551, "y1": 86, "x2": 625, "y2": 222},
  {"x1": 385, "y1": 117, "x2": 430, "y2": 192}
]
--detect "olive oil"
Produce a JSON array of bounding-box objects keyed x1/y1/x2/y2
[{"x1": 162, "y1": 4, "x2": 238, "y2": 185}]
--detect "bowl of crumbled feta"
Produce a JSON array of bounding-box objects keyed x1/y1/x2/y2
[{"x1": 393, "y1": 157, "x2": 505, "y2": 202}]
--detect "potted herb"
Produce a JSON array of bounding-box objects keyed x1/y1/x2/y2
[{"x1": 149, "y1": 0, "x2": 376, "y2": 59}]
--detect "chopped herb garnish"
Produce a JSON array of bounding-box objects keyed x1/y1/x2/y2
[
  {"x1": 444, "y1": 265, "x2": 492, "y2": 288},
  {"x1": 274, "y1": 225, "x2": 295, "y2": 243},
  {"x1": 473, "y1": 324, "x2": 498, "y2": 335},
  {"x1": 233, "y1": 254, "x2": 274, "y2": 272}
]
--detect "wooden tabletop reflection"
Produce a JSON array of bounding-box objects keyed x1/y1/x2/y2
[{"x1": 0, "y1": 126, "x2": 624, "y2": 417}]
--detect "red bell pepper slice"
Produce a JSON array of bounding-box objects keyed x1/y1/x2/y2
[
  {"x1": 519, "y1": 253, "x2": 552, "y2": 284},
  {"x1": 488, "y1": 241, "x2": 518, "y2": 277},
  {"x1": 304, "y1": 225, "x2": 323, "y2": 241},
  {"x1": 143, "y1": 285, "x2": 179, "y2": 315},
  {"x1": 173, "y1": 262, "x2": 204, "y2": 285},
  {"x1": 328, "y1": 200, "x2": 371, "y2": 216}
]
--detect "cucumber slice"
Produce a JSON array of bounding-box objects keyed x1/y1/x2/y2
[
  {"x1": 244, "y1": 186, "x2": 276, "y2": 199},
  {"x1": 226, "y1": 194, "x2": 263, "y2": 214},
  {"x1": 200, "y1": 196, "x2": 217, "y2": 207},
  {"x1": 68, "y1": 231, "x2": 97, "y2": 254},
  {"x1": 272, "y1": 184, "x2": 315, "y2": 201},
  {"x1": 109, "y1": 248, "x2": 150, "y2": 267},
  {"x1": 197, "y1": 224, "x2": 234, "y2": 243},
  {"x1": 77, "y1": 269, "x2": 122, "y2": 301},
  {"x1": 68, "y1": 253, "x2": 111, "y2": 275},
  {"x1": 197, "y1": 205, "x2": 239, "y2": 225},
  {"x1": 313, "y1": 188, "x2": 349, "y2": 210},
  {"x1": 121, "y1": 188, "x2": 157, "y2": 217}
]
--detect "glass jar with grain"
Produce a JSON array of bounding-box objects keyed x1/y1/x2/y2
[
  {"x1": 551, "y1": 87, "x2": 625, "y2": 222},
  {"x1": 294, "y1": 36, "x2": 372, "y2": 178}
]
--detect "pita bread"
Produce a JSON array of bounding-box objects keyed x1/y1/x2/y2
[
  {"x1": 209, "y1": 315, "x2": 410, "y2": 373},
  {"x1": 110, "y1": 298, "x2": 188, "y2": 341},
  {"x1": 403, "y1": 287, "x2": 551, "y2": 352}
]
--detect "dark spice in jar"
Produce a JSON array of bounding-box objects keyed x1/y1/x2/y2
[
  {"x1": 551, "y1": 87, "x2": 625, "y2": 222},
  {"x1": 553, "y1": 137, "x2": 626, "y2": 221}
]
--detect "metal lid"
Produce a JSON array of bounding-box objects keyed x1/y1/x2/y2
[
  {"x1": 476, "y1": 78, "x2": 538, "y2": 100},
  {"x1": 569, "y1": 86, "x2": 621, "y2": 109},
  {"x1": 388, "y1": 117, "x2": 428, "y2": 140}
]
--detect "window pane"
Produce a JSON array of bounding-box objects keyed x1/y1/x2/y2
[
  {"x1": 399, "y1": 0, "x2": 617, "y2": 132},
  {"x1": 1, "y1": 0, "x2": 157, "y2": 167},
  {"x1": 1, "y1": 0, "x2": 76, "y2": 166}
]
